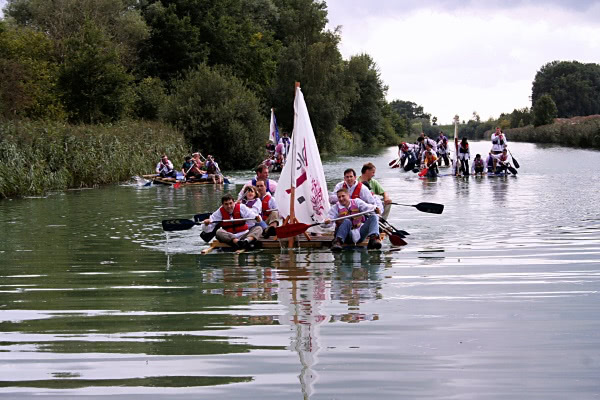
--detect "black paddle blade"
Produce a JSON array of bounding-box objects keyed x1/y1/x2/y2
[
  {"x1": 414, "y1": 202, "x2": 444, "y2": 214},
  {"x1": 194, "y1": 212, "x2": 212, "y2": 223},
  {"x1": 508, "y1": 166, "x2": 518, "y2": 175},
  {"x1": 162, "y1": 219, "x2": 197, "y2": 231},
  {"x1": 512, "y1": 158, "x2": 520, "y2": 169}
]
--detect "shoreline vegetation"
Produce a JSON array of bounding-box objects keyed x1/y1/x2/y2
[
  {"x1": 0, "y1": 120, "x2": 187, "y2": 199},
  {"x1": 505, "y1": 115, "x2": 600, "y2": 149}
]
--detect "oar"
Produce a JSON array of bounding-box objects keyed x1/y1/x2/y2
[
  {"x1": 418, "y1": 167, "x2": 428, "y2": 177},
  {"x1": 379, "y1": 217, "x2": 409, "y2": 237},
  {"x1": 389, "y1": 158, "x2": 399, "y2": 166},
  {"x1": 275, "y1": 210, "x2": 374, "y2": 239},
  {"x1": 508, "y1": 149, "x2": 520, "y2": 169},
  {"x1": 162, "y1": 216, "x2": 255, "y2": 232},
  {"x1": 378, "y1": 223, "x2": 407, "y2": 246},
  {"x1": 391, "y1": 202, "x2": 444, "y2": 214}
]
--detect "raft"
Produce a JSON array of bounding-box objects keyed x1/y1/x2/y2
[
  {"x1": 143, "y1": 174, "x2": 230, "y2": 186},
  {"x1": 201, "y1": 232, "x2": 388, "y2": 254}
]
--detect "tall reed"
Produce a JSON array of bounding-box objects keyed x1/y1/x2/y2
[{"x1": 0, "y1": 120, "x2": 188, "y2": 198}]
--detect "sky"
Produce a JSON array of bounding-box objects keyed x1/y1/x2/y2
[
  {"x1": 2, "y1": 0, "x2": 599, "y2": 123},
  {"x1": 324, "y1": 0, "x2": 600, "y2": 124}
]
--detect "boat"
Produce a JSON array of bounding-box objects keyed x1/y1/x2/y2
[{"x1": 143, "y1": 174, "x2": 231, "y2": 186}]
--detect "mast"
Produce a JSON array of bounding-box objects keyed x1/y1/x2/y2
[{"x1": 288, "y1": 82, "x2": 300, "y2": 247}]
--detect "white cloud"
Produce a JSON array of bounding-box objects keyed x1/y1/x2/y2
[{"x1": 326, "y1": 2, "x2": 600, "y2": 123}]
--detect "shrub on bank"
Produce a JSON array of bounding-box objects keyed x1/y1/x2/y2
[
  {"x1": 506, "y1": 116, "x2": 600, "y2": 149},
  {"x1": 0, "y1": 120, "x2": 187, "y2": 198}
]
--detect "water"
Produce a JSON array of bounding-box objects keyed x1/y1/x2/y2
[{"x1": 1, "y1": 141, "x2": 600, "y2": 399}]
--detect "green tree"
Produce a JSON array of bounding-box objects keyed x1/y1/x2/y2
[
  {"x1": 162, "y1": 63, "x2": 267, "y2": 169},
  {"x1": 532, "y1": 94, "x2": 558, "y2": 127},
  {"x1": 58, "y1": 20, "x2": 133, "y2": 123},
  {"x1": 341, "y1": 54, "x2": 390, "y2": 145},
  {"x1": 532, "y1": 60, "x2": 600, "y2": 118},
  {"x1": 133, "y1": 77, "x2": 167, "y2": 120},
  {"x1": 5, "y1": 0, "x2": 149, "y2": 67},
  {"x1": 0, "y1": 23, "x2": 64, "y2": 120}
]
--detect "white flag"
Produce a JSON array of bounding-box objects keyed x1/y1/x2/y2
[
  {"x1": 275, "y1": 87, "x2": 330, "y2": 224},
  {"x1": 269, "y1": 108, "x2": 280, "y2": 144}
]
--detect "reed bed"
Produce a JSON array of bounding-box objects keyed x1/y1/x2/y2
[
  {"x1": 0, "y1": 120, "x2": 187, "y2": 198},
  {"x1": 506, "y1": 116, "x2": 600, "y2": 149}
]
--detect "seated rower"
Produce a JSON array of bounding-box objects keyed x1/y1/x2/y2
[
  {"x1": 421, "y1": 146, "x2": 439, "y2": 177},
  {"x1": 238, "y1": 164, "x2": 277, "y2": 199},
  {"x1": 156, "y1": 155, "x2": 177, "y2": 178},
  {"x1": 188, "y1": 152, "x2": 207, "y2": 181},
  {"x1": 471, "y1": 154, "x2": 486, "y2": 176},
  {"x1": 202, "y1": 193, "x2": 262, "y2": 250},
  {"x1": 325, "y1": 188, "x2": 381, "y2": 251},
  {"x1": 255, "y1": 179, "x2": 280, "y2": 238},
  {"x1": 329, "y1": 168, "x2": 380, "y2": 214},
  {"x1": 360, "y1": 162, "x2": 392, "y2": 219},
  {"x1": 490, "y1": 149, "x2": 515, "y2": 174},
  {"x1": 205, "y1": 155, "x2": 224, "y2": 184}
]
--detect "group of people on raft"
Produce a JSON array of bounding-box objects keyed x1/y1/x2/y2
[
  {"x1": 200, "y1": 162, "x2": 393, "y2": 251},
  {"x1": 263, "y1": 132, "x2": 291, "y2": 172},
  {"x1": 155, "y1": 152, "x2": 224, "y2": 184},
  {"x1": 396, "y1": 127, "x2": 515, "y2": 177}
]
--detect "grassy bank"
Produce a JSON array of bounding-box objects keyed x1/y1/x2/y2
[
  {"x1": 0, "y1": 120, "x2": 187, "y2": 198},
  {"x1": 506, "y1": 115, "x2": 600, "y2": 149}
]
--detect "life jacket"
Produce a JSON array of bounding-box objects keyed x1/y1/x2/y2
[
  {"x1": 219, "y1": 203, "x2": 248, "y2": 233},
  {"x1": 343, "y1": 182, "x2": 363, "y2": 199},
  {"x1": 459, "y1": 143, "x2": 469, "y2": 153},
  {"x1": 252, "y1": 178, "x2": 272, "y2": 194},
  {"x1": 500, "y1": 153, "x2": 509, "y2": 162},
  {"x1": 261, "y1": 194, "x2": 272, "y2": 219},
  {"x1": 337, "y1": 200, "x2": 365, "y2": 228},
  {"x1": 424, "y1": 152, "x2": 437, "y2": 166}
]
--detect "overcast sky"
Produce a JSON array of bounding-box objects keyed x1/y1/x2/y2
[
  {"x1": 325, "y1": 0, "x2": 600, "y2": 123},
  {"x1": 2, "y1": 0, "x2": 599, "y2": 123}
]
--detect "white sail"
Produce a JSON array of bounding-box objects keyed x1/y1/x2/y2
[{"x1": 275, "y1": 87, "x2": 330, "y2": 224}]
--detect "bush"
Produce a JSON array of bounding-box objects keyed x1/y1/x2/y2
[{"x1": 161, "y1": 63, "x2": 267, "y2": 170}]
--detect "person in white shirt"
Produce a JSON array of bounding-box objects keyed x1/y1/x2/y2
[
  {"x1": 329, "y1": 168, "x2": 379, "y2": 214},
  {"x1": 325, "y1": 188, "x2": 381, "y2": 251},
  {"x1": 238, "y1": 164, "x2": 277, "y2": 199},
  {"x1": 203, "y1": 193, "x2": 262, "y2": 250},
  {"x1": 255, "y1": 179, "x2": 280, "y2": 238},
  {"x1": 155, "y1": 155, "x2": 177, "y2": 178}
]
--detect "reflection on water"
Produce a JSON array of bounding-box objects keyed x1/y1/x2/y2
[{"x1": 1, "y1": 142, "x2": 600, "y2": 399}]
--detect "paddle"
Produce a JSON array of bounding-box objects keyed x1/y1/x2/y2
[
  {"x1": 391, "y1": 202, "x2": 444, "y2": 214},
  {"x1": 162, "y1": 216, "x2": 255, "y2": 232},
  {"x1": 275, "y1": 210, "x2": 374, "y2": 239},
  {"x1": 378, "y1": 223, "x2": 407, "y2": 246},
  {"x1": 389, "y1": 158, "x2": 399, "y2": 166},
  {"x1": 418, "y1": 167, "x2": 428, "y2": 177},
  {"x1": 379, "y1": 217, "x2": 410, "y2": 237},
  {"x1": 508, "y1": 149, "x2": 520, "y2": 169}
]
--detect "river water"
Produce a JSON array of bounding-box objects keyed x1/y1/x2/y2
[{"x1": 1, "y1": 141, "x2": 600, "y2": 399}]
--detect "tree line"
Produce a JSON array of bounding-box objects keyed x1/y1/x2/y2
[{"x1": 0, "y1": 0, "x2": 427, "y2": 169}]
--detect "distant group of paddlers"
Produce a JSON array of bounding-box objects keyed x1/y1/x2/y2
[
  {"x1": 155, "y1": 152, "x2": 225, "y2": 184},
  {"x1": 395, "y1": 127, "x2": 517, "y2": 177}
]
